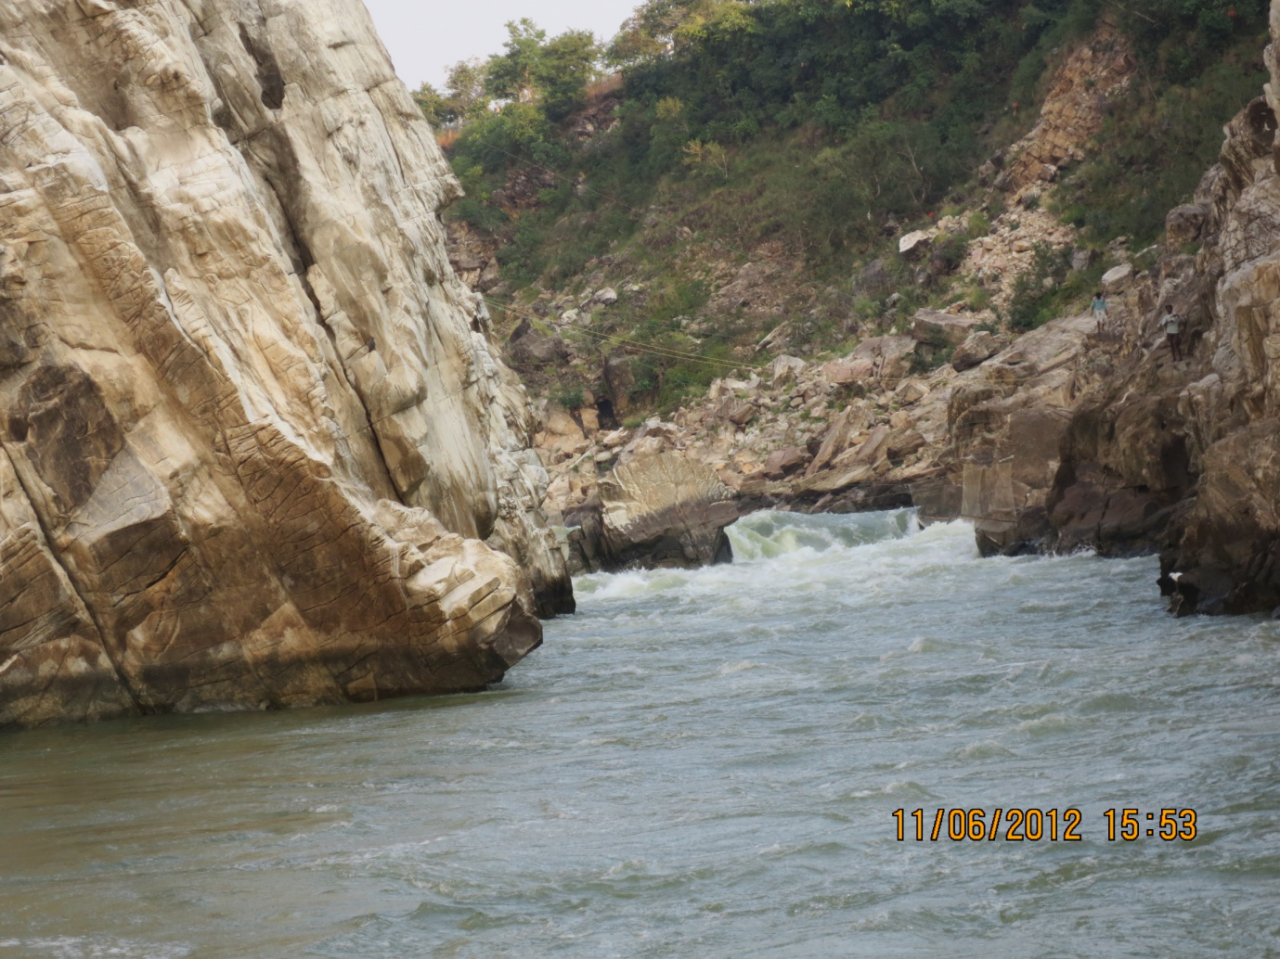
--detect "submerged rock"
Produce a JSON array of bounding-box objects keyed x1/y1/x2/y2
[{"x1": 0, "y1": 0, "x2": 570, "y2": 729}]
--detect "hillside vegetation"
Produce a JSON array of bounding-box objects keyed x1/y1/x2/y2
[{"x1": 423, "y1": 0, "x2": 1268, "y2": 416}]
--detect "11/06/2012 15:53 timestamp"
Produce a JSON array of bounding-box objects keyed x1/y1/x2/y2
[{"x1": 892, "y1": 808, "x2": 1198, "y2": 842}]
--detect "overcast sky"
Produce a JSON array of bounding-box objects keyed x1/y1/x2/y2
[{"x1": 361, "y1": 0, "x2": 639, "y2": 90}]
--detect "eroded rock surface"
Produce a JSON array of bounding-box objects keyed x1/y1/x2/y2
[{"x1": 0, "y1": 0, "x2": 570, "y2": 729}]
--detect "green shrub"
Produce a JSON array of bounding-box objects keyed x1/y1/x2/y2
[
  {"x1": 931, "y1": 233, "x2": 971, "y2": 273},
  {"x1": 967, "y1": 287, "x2": 993, "y2": 312},
  {"x1": 554, "y1": 385, "x2": 585, "y2": 409}
]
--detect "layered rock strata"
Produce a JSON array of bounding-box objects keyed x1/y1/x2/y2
[{"x1": 0, "y1": 0, "x2": 570, "y2": 729}]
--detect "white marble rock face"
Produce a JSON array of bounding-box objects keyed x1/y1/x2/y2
[{"x1": 0, "y1": 0, "x2": 570, "y2": 728}]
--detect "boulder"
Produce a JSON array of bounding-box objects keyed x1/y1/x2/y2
[
  {"x1": 1159, "y1": 421, "x2": 1280, "y2": 615},
  {"x1": 887, "y1": 430, "x2": 927, "y2": 460},
  {"x1": 951, "y1": 331, "x2": 1002, "y2": 372},
  {"x1": 895, "y1": 380, "x2": 929, "y2": 405},
  {"x1": 856, "y1": 256, "x2": 894, "y2": 294},
  {"x1": 912, "y1": 309, "x2": 980, "y2": 347},
  {"x1": 568, "y1": 453, "x2": 738, "y2": 573},
  {"x1": 899, "y1": 230, "x2": 933, "y2": 259},
  {"x1": 591, "y1": 287, "x2": 620, "y2": 306},
  {"x1": 508, "y1": 319, "x2": 568, "y2": 367},
  {"x1": 850, "y1": 335, "x2": 918, "y2": 389},
  {"x1": 830, "y1": 425, "x2": 892, "y2": 472},
  {"x1": 1101, "y1": 263, "x2": 1134, "y2": 294},
  {"x1": 762, "y1": 447, "x2": 810, "y2": 480},
  {"x1": 771, "y1": 354, "x2": 807, "y2": 387},
  {"x1": 823, "y1": 356, "x2": 876, "y2": 386},
  {"x1": 1071, "y1": 248, "x2": 1100, "y2": 272},
  {"x1": 605, "y1": 354, "x2": 642, "y2": 413},
  {"x1": 805, "y1": 405, "x2": 873, "y2": 476},
  {"x1": 718, "y1": 397, "x2": 757, "y2": 428}
]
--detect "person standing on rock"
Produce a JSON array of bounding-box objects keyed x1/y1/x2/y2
[
  {"x1": 1161, "y1": 304, "x2": 1185, "y2": 362},
  {"x1": 1091, "y1": 292, "x2": 1109, "y2": 334}
]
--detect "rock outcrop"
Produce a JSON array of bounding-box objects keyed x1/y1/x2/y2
[
  {"x1": 0, "y1": 0, "x2": 571, "y2": 729},
  {"x1": 996, "y1": 15, "x2": 1134, "y2": 197},
  {"x1": 567, "y1": 453, "x2": 736, "y2": 573}
]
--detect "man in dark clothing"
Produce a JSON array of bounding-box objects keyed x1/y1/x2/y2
[{"x1": 1160, "y1": 304, "x2": 1184, "y2": 362}]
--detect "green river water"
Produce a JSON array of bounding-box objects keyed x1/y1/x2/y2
[{"x1": 1, "y1": 511, "x2": 1278, "y2": 957}]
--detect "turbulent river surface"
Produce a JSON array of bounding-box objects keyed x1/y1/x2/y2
[{"x1": 2, "y1": 511, "x2": 1280, "y2": 958}]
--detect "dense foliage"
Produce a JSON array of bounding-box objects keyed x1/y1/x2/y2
[
  {"x1": 420, "y1": 0, "x2": 1270, "y2": 406},
  {"x1": 438, "y1": 0, "x2": 1266, "y2": 264}
]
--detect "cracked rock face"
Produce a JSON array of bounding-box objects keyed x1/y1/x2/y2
[{"x1": 0, "y1": 0, "x2": 570, "y2": 729}]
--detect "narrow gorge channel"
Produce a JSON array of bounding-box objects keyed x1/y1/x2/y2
[{"x1": 2, "y1": 512, "x2": 1278, "y2": 957}]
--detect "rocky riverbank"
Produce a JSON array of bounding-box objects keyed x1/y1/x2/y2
[{"x1": 514, "y1": 2, "x2": 1280, "y2": 619}]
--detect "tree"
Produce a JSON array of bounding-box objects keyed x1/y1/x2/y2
[
  {"x1": 484, "y1": 20, "x2": 601, "y2": 122},
  {"x1": 485, "y1": 19, "x2": 548, "y2": 103},
  {"x1": 414, "y1": 59, "x2": 488, "y2": 125},
  {"x1": 605, "y1": 0, "x2": 743, "y2": 66},
  {"x1": 413, "y1": 82, "x2": 447, "y2": 124},
  {"x1": 538, "y1": 30, "x2": 601, "y2": 121},
  {"x1": 442, "y1": 59, "x2": 489, "y2": 119}
]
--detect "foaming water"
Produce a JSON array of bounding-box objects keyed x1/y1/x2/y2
[{"x1": 2, "y1": 511, "x2": 1279, "y2": 958}]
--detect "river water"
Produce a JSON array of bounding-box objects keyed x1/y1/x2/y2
[{"x1": 2, "y1": 511, "x2": 1279, "y2": 958}]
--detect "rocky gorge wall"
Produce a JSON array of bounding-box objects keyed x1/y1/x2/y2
[
  {"x1": 1040, "y1": 4, "x2": 1280, "y2": 615},
  {"x1": 0, "y1": 0, "x2": 572, "y2": 729}
]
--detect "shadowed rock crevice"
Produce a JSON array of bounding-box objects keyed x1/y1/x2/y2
[{"x1": 237, "y1": 20, "x2": 286, "y2": 110}]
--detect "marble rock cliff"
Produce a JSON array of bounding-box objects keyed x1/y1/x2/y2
[{"x1": 0, "y1": 0, "x2": 572, "y2": 729}]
